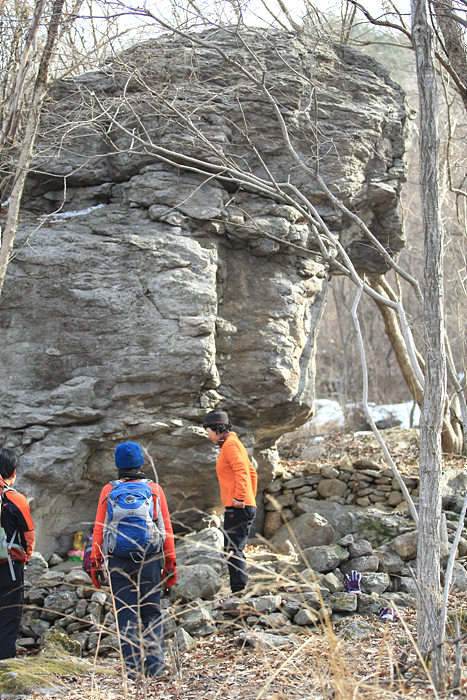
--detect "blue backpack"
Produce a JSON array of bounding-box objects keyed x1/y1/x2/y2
[{"x1": 102, "y1": 479, "x2": 165, "y2": 558}]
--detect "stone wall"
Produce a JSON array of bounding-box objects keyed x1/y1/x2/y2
[{"x1": 263, "y1": 457, "x2": 419, "y2": 540}]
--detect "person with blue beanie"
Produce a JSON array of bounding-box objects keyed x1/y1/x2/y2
[{"x1": 91, "y1": 442, "x2": 176, "y2": 680}]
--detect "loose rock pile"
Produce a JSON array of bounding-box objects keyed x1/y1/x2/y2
[{"x1": 16, "y1": 520, "x2": 467, "y2": 656}]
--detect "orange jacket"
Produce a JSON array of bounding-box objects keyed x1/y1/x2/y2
[
  {"x1": 91, "y1": 480, "x2": 175, "y2": 563},
  {"x1": 216, "y1": 433, "x2": 258, "y2": 507}
]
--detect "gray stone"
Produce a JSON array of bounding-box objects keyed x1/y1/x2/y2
[
  {"x1": 64, "y1": 569, "x2": 93, "y2": 586},
  {"x1": 176, "y1": 627, "x2": 197, "y2": 652},
  {"x1": 270, "y1": 513, "x2": 334, "y2": 552},
  {"x1": 399, "y1": 577, "x2": 417, "y2": 597},
  {"x1": 360, "y1": 572, "x2": 390, "y2": 595},
  {"x1": 266, "y1": 479, "x2": 283, "y2": 494},
  {"x1": 357, "y1": 593, "x2": 384, "y2": 615},
  {"x1": 282, "y1": 600, "x2": 301, "y2": 618},
  {"x1": 28, "y1": 588, "x2": 48, "y2": 606},
  {"x1": 301, "y1": 445, "x2": 327, "y2": 462},
  {"x1": 388, "y1": 530, "x2": 418, "y2": 560},
  {"x1": 348, "y1": 540, "x2": 373, "y2": 558},
  {"x1": 442, "y1": 469, "x2": 467, "y2": 513},
  {"x1": 175, "y1": 528, "x2": 226, "y2": 575},
  {"x1": 29, "y1": 618, "x2": 52, "y2": 638},
  {"x1": 340, "y1": 555, "x2": 379, "y2": 575},
  {"x1": 91, "y1": 590, "x2": 108, "y2": 605},
  {"x1": 24, "y1": 552, "x2": 48, "y2": 582},
  {"x1": 170, "y1": 564, "x2": 222, "y2": 602},
  {"x1": 245, "y1": 595, "x2": 282, "y2": 615},
  {"x1": 449, "y1": 562, "x2": 467, "y2": 592},
  {"x1": 337, "y1": 534, "x2": 354, "y2": 547},
  {"x1": 68, "y1": 632, "x2": 89, "y2": 651},
  {"x1": 265, "y1": 492, "x2": 295, "y2": 510},
  {"x1": 294, "y1": 608, "x2": 320, "y2": 625},
  {"x1": 328, "y1": 592, "x2": 358, "y2": 612},
  {"x1": 375, "y1": 548, "x2": 405, "y2": 573},
  {"x1": 162, "y1": 609, "x2": 178, "y2": 638},
  {"x1": 342, "y1": 618, "x2": 375, "y2": 639},
  {"x1": 48, "y1": 554, "x2": 64, "y2": 567},
  {"x1": 40, "y1": 627, "x2": 82, "y2": 657},
  {"x1": 300, "y1": 545, "x2": 349, "y2": 573},
  {"x1": 74, "y1": 599, "x2": 89, "y2": 619},
  {"x1": 179, "y1": 598, "x2": 216, "y2": 636},
  {"x1": 34, "y1": 571, "x2": 65, "y2": 587},
  {"x1": 317, "y1": 479, "x2": 347, "y2": 499},
  {"x1": 237, "y1": 630, "x2": 297, "y2": 649},
  {"x1": 264, "y1": 511, "x2": 284, "y2": 539},
  {"x1": 285, "y1": 477, "x2": 308, "y2": 490},
  {"x1": 321, "y1": 572, "x2": 344, "y2": 593},
  {"x1": 321, "y1": 466, "x2": 339, "y2": 480},
  {"x1": 384, "y1": 592, "x2": 414, "y2": 607},
  {"x1": 41, "y1": 591, "x2": 77, "y2": 620},
  {"x1": 259, "y1": 612, "x2": 289, "y2": 628},
  {"x1": 387, "y1": 492, "x2": 402, "y2": 506}
]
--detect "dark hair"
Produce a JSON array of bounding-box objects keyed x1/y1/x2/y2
[
  {"x1": 206, "y1": 423, "x2": 232, "y2": 435},
  {"x1": 0, "y1": 448, "x2": 19, "y2": 480}
]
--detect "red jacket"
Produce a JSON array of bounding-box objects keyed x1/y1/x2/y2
[
  {"x1": 216, "y1": 432, "x2": 258, "y2": 507},
  {"x1": 92, "y1": 480, "x2": 175, "y2": 563}
]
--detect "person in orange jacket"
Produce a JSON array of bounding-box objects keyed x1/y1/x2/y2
[
  {"x1": 203, "y1": 410, "x2": 257, "y2": 594},
  {"x1": 91, "y1": 442, "x2": 176, "y2": 679},
  {"x1": 0, "y1": 448, "x2": 35, "y2": 660}
]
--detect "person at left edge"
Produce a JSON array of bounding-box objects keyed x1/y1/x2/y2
[
  {"x1": 0, "y1": 447, "x2": 35, "y2": 660},
  {"x1": 90, "y1": 442, "x2": 176, "y2": 679}
]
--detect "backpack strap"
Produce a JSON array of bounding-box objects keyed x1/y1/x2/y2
[
  {"x1": 7, "y1": 529, "x2": 17, "y2": 581},
  {"x1": 101, "y1": 480, "x2": 122, "y2": 505},
  {"x1": 0, "y1": 484, "x2": 12, "y2": 528}
]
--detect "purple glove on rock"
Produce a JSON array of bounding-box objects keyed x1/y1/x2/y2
[{"x1": 344, "y1": 570, "x2": 362, "y2": 594}]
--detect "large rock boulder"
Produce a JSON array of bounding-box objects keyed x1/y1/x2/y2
[
  {"x1": 269, "y1": 512, "x2": 334, "y2": 553},
  {"x1": 300, "y1": 544, "x2": 349, "y2": 572},
  {"x1": 169, "y1": 564, "x2": 222, "y2": 602},
  {"x1": 175, "y1": 528, "x2": 226, "y2": 575},
  {"x1": 0, "y1": 28, "x2": 407, "y2": 556}
]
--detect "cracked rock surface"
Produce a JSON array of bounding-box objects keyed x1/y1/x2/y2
[{"x1": 0, "y1": 29, "x2": 408, "y2": 556}]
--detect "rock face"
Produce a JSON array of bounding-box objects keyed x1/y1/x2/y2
[{"x1": 0, "y1": 29, "x2": 408, "y2": 556}]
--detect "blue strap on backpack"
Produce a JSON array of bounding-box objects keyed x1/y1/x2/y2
[{"x1": 103, "y1": 479, "x2": 165, "y2": 559}]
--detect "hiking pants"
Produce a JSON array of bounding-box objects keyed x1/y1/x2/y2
[
  {"x1": 0, "y1": 560, "x2": 24, "y2": 660},
  {"x1": 108, "y1": 553, "x2": 163, "y2": 677},
  {"x1": 223, "y1": 506, "x2": 256, "y2": 593}
]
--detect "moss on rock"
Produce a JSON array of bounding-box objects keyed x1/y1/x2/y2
[{"x1": 0, "y1": 655, "x2": 91, "y2": 695}]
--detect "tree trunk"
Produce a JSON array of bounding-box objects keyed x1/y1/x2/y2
[
  {"x1": 0, "y1": 0, "x2": 66, "y2": 297},
  {"x1": 412, "y1": 0, "x2": 446, "y2": 687},
  {"x1": 433, "y1": 0, "x2": 467, "y2": 113},
  {"x1": 368, "y1": 274, "x2": 463, "y2": 454}
]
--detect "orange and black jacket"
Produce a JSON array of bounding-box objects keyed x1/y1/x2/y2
[
  {"x1": 0, "y1": 487, "x2": 35, "y2": 564},
  {"x1": 216, "y1": 432, "x2": 258, "y2": 507}
]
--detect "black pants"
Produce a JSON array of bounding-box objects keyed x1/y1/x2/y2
[
  {"x1": 0, "y1": 560, "x2": 24, "y2": 660},
  {"x1": 223, "y1": 506, "x2": 256, "y2": 593}
]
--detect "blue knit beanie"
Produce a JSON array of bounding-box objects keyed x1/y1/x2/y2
[{"x1": 115, "y1": 442, "x2": 145, "y2": 469}]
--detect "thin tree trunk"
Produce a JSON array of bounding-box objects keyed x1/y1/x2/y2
[
  {"x1": 433, "y1": 0, "x2": 467, "y2": 113},
  {"x1": 412, "y1": 0, "x2": 446, "y2": 687},
  {"x1": 0, "y1": 0, "x2": 66, "y2": 296},
  {"x1": 368, "y1": 274, "x2": 424, "y2": 404},
  {"x1": 368, "y1": 275, "x2": 462, "y2": 454}
]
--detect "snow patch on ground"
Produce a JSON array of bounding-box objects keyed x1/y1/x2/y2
[{"x1": 312, "y1": 399, "x2": 420, "y2": 432}]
